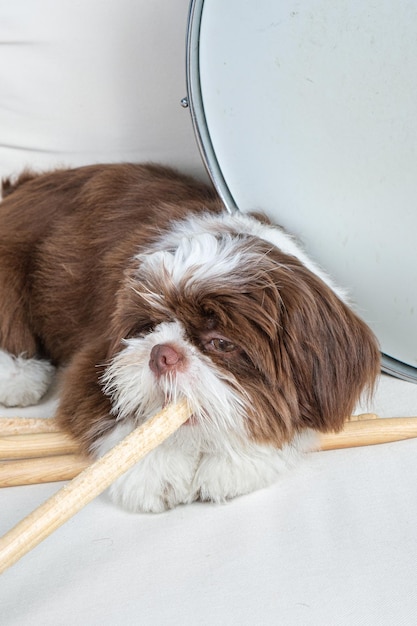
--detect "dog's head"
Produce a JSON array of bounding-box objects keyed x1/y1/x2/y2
[{"x1": 102, "y1": 212, "x2": 380, "y2": 447}]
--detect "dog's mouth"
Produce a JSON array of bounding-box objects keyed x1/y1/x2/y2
[{"x1": 161, "y1": 398, "x2": 198, "y2": 427}]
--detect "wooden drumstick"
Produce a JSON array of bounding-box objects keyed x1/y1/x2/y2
[
  {"x1": 318, "y1": 417, "x2": 417, "y2": 450},
  {"x1": 0, "y1": 411, "x2": 378, "y2": 438},
  {"x1": 0, "y1": 418, "x2": 60, "y2": 436},
  {"x1": 347, "y1": 412, "x2": 378, "y2": 421},
  {"x1": 0, "y1": 455, "x2": 90, "y2": 487},
  {"x1": 0, "y1": 399, "x2": 191, "y2": 574},
  {"x1": 0, "y1": 432, "x2": 79, "y2": 459}
]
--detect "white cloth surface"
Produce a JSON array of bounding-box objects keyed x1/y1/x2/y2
[
  {"x1": 1, "y1": 373, "x2": 417, "y2": 626},
  {"x1": 0, "y1": 0, "x2": 205, "y2": 181}
]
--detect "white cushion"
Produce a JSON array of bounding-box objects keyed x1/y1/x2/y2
[{"x1": 0, "y1": 0, "x2": 202, "y2": 180}]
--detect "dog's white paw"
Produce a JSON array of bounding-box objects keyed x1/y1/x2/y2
[
  {"x1": 96, "y1": 424, "x2": 200, "y2": 513},
  {"x1": 108, "y1": 452, "x2": 198, "y2": 513},
  {"x1": 193, "y1": 446, "x2": 296, "y2": 504},
  {"x1": 0, "y1": 350, "x2": 55, "y2": 407}
]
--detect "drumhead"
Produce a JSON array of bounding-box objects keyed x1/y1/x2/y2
[{"x1": 186, "y1": 0, "x2": 417, "y2": 382}]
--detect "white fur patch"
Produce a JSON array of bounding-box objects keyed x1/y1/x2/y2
[
  {"x1": 0, "y1": 349, "x2": 55, "y2": 407},
  {"x1": 140, "y1": 210, "x2": 348, "y2": 301},
  {"x1": 136, "y1": 232, "x2": 259, "y2": 303}
]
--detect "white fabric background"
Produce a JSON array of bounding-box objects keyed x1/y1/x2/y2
[
  {"x1": 0, "y1": 2, "x2": 416, "y2": 624},
  {"x1": 0, "y1": 0, "x2": 204, "y2": 180}
]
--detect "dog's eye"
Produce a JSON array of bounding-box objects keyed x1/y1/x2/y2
[
  {"x1": 206, "y1": 338, "x2": 239, "y2": 354},
  {"x1": 126, "y1": 322, "x2": 154, "y2": 338}
]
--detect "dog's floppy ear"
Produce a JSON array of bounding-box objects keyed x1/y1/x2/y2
[{"x1": 275, "y1": 261, "x2": 380, "y2": 434}]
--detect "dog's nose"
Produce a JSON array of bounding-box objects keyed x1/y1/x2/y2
[{"x1": 149, "y1": 344, "x2": 184, "y2": 376}]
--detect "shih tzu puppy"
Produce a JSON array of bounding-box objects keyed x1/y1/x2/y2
[{"x1": 0, "y1": 163, "x2": 380, "y2": 512}]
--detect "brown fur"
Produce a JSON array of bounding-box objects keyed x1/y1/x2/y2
[{"x1": 0, "y1": 163, "x2": 380, "y2": 452}]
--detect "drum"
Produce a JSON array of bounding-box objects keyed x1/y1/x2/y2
[{"x1": 186, "y1": 0, "x2": 417, "y2": 382}]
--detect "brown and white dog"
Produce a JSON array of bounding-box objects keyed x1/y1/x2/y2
[{"x1": 0, "y1": 163, "x2": 380, "y2": 512}]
